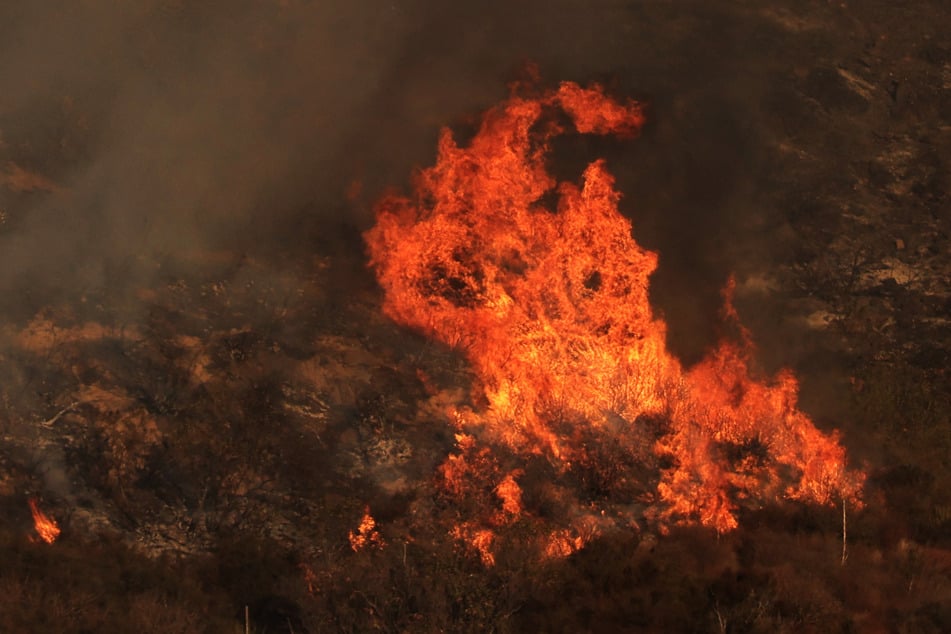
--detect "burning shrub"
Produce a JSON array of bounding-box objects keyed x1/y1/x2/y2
[{"x1": 365, "y1": 79, "x2": 864, "y2": 544}]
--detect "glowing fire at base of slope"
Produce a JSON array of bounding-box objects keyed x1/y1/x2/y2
[
  {"x1": 28, "y1": 498, "x2": 60, "y2": 544},
  {"x1": 365, "y1": 78, "x2": 864, "y2": 557}
]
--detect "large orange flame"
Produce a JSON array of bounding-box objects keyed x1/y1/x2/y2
[
  {"x1": 365, "y1": 80, "x2": 864, "y2": 538},
  {"x1": 28, "y1": 498, "x2": 60, "y2": 544}
]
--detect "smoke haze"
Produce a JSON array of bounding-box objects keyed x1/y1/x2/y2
[{"x1": 0, "y1": 1, "x2": 825, "y2": 360}]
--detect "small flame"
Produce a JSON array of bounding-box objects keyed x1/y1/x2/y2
[
  {"x1": 28, "y1": 499, "x2": 60, "y2": 544},
  {"x1": 494, "y1": 472, "x2": 524, "y2": 519},
  {"x1": 452, "y1": 524, "x2": 497, "y2": 566},
  {"x1": 348, "y1": 507, "x2": 383, "y2": 552},
  {"x1": 544, "y1": 529, "x2": 585, "y2": 559}
]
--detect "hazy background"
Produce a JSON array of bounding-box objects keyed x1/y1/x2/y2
[{"x1": 0, "y1": 0, "x2": 872, "y2": 362}]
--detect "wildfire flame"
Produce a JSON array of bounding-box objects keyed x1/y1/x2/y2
[
  {"x1": 349, "y1": 507, "x2": 383, "y2": 552},
  {"x1": 365, "y1": 79, "x2": 864, "y2": 544},
  {"x1": 28, "y1": 498, "x2": 60, "y2": 544}
]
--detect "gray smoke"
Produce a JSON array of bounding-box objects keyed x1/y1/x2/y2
[{"x1": 0, "y1": 1, "x2": 791, "y2": 359}]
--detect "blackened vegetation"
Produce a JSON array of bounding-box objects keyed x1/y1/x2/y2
[
  {"x1": 722, "y1": 437, "x2": 771, "y2": 469},
  {"x1": 422, "y1": 256, "x2": 487, "y2": 309},
  {"x1": 0, "y1": 237, "x2": 946, "y2": 633}
]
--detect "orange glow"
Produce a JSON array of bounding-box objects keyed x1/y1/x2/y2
[
  {"x1": 544, "y1": 529, "x2": 586, "y2": 559},
  {"x1": 348, "y1": 507, "x2": 383, "y2": 552},
  {"x1": 494, "y1": 472, "x2": 524, "y2": 519},
  {"x1": 365, "y1": 79, "x2": 864, "y2": 539},
  {"x1": 452, "y1": 524, "x2": 497, "y2": 567},
  {"x1": 28, "y1": 499, "x2": 60, "y2": 544}
]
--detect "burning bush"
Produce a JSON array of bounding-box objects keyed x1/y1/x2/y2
[{"x1": 365, "y1": 79, "x2": 864, "y2": 550}]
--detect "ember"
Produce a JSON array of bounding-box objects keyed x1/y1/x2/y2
[
  {"x1": 365, "y1": 80, "x2": 865, "y2": 539},
  {"x1": 28, "y1": 498, "x2": 60, "y2": 544}
]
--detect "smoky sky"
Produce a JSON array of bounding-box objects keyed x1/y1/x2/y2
[{"x1": 0, "y1": 0, "x2": 813, "y2": 359}]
